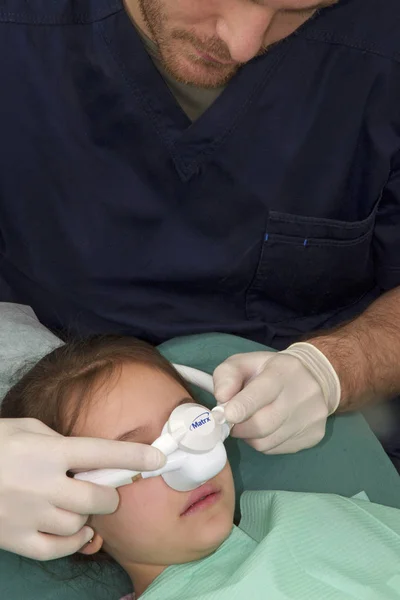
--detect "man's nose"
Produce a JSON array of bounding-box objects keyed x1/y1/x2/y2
[{"x1": 215, "y1": 6, "x2": 273, "y2": 63}]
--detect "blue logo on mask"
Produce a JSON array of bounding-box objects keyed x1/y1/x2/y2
[{"x1": 190, "y1": 412, "x2": 211, "y2": 431}]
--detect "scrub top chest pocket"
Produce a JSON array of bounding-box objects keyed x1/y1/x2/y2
[{"x1": 246, "y1": 208, "x2": 377, "y2": 320}]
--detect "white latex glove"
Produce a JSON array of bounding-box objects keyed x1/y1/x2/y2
[
  {"x1": 0, "y1": 418, "x2": 165, "y2": 560},
  {"x1": 213, "y1": 342, "x2": 341, "y2": 454}
]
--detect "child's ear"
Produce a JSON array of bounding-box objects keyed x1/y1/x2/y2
[{"x1": 78, "y1": 531, "x2": 104, "y2": 555}]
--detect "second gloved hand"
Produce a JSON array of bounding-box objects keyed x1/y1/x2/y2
[
  {"x1": 0, "y1": 418, "x2": 165, "y2": 560},
  {"x1": 213, "y1": 343, "x2": 341, "y2": 454}
]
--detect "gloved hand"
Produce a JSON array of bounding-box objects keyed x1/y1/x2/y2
[
  {"x1": 213, "y1": 342, "x2": 341, "y2": 454},
  {"x1": 0, "y1": 418, "x2": 165, "y2": 560}
]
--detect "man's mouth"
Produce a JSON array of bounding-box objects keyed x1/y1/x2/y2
[
  {"x1": 181, "y1": 482, "x2": 221, "y2": 516},
  {"x1": 194, "y1": 49, "x2": 236, "y2": 66}
]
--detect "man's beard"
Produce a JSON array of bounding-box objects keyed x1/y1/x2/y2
[{"x1": 137, "y1": 0, "x2": 241, "y2": 88}]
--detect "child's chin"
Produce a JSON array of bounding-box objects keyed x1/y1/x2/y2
[
  {"x1": 195, "y1": 513, "x2": 234, "y2": 556},
  {"x1": 177, "y1": 523, "x2": 233, "y2": 565}
]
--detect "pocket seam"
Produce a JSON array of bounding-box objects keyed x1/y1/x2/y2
[
  {"x1": 264, "y1": 228, "x2": 373, "y2": 248},
  {"x1": 268, "y1": 207, "x2": 378, "y2": 231}
]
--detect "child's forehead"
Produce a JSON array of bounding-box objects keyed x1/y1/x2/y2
[{"x1": 73, "y1": 362, "x2": 192, "y2": 442}]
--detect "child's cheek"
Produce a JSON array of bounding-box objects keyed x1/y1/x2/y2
[
  {"x1": 95, "y1": 485, "x2": 149, "y2": 542},
  {"x1": 113, "y1": 479, "x2": 171, "y2": 539},
  {"x1": 117, "y1": 477, "x2": 166, "y2": 515}
]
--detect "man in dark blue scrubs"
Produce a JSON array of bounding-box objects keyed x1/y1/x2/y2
[{"x1": 1, "y1": 0, "x2": 400, "y2": 561}]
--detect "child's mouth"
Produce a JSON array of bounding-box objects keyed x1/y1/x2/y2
[{"x1": 181, "y1": 483, "x2": 221, "y2": 516}]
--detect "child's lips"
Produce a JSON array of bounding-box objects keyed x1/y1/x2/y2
[{"x1": 180, "y1": 482, "x2": 221, "y2": 516}]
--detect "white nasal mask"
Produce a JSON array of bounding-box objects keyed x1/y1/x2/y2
[{"x1": 74, "y1": 365, "x2": 231, "y2": 492}]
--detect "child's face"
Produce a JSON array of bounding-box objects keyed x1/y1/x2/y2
[{"x1": 74, "y1": 362, "x2": 235, "y2": 568}]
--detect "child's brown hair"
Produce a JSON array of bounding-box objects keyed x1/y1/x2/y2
[{"x1": 1, "y1": 334, "x2": 192, "y2": 436}]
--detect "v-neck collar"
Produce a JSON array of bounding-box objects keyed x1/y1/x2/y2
[
  {"x1": 131, "y1": 20, "x2": 226, "y2": 124},
  {"x1": 98, "y1": 7, "x2": 291, "y2": 180}
]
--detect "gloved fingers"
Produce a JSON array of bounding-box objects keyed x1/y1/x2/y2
[
  {"x1": 11, "y1": 417, "x2": 63, "y2": 437},
  {"x1": 63, "y1": 436, "x2": 166, "y2": 472},
  {"x1": 26, "y1": 527, "x2": 94, "y2": 562},
  {"x1": 38, "y1": 506, "x2": 88, "y2": 537},
  {"x1": 229, "y1": 401, "x2": 288, "y2": 439},
  {"x1": 243, "y1": 425, "x2": 292, "y2": 454},
  {"x1": 245, "y1": 420, "x2": 327, "y2": 454},
  {"x1": 51, "y1": 477, "x2": 120, "y2": 516},
  {"x1": 219, "y1": 372, "x2": 283, "y2": 424},
  {"x1": 213, "y1": 351, "x2": 275, "y2": 403},
  {"x1": 262, "y1": 422, "x2": 327, "y2": 455}
]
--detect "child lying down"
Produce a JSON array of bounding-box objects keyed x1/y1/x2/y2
[{"x1": 1, "y1": 335, "x2": 399, "y2": 600}]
